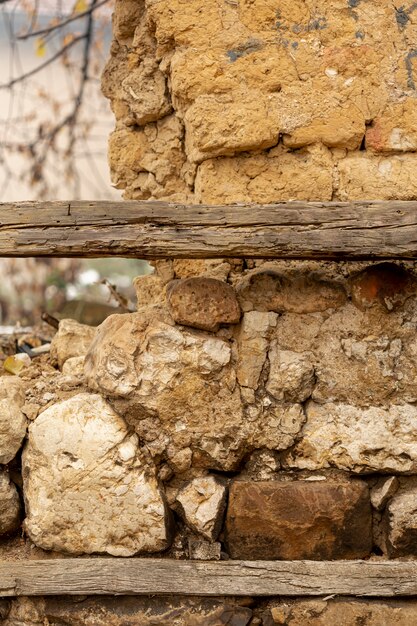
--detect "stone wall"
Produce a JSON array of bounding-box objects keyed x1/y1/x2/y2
[{"x1": 2, "y1": 1, "x2": 417, "y2": 624}]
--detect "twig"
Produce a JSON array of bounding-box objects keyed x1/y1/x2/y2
[{"x1": 17, "y1": 0, "x2": 110, "y2": 41}]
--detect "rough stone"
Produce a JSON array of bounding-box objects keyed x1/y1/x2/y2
[
  {"x1": 287, "y1": 402, "x2": 417, "y2": 473},
  {"x1": 4, "y1": 596, "x2": 252, "y2": 626},
  {"x1": 173, "y1": 259, "x2": 232, "y2": 282},
  {"x1": 22, "y1": 393, "x2": 171, "y2": 556},
  {"x1": 237, "y1": 311, "x2": 277, "y2": 389},
  {"x1": 61, "y1": 356, "x2": 85, "y2": 378},
  {"x1": 370, "y1": 477, "x2": 399, "y2": 511},
  {"x1": 236, "y1": 271, "x2": 347, "y2": 314},
  {"x1": 176, "y1": 475, "x2": 227, "y2": 541},
  {"x1": 350, "y1": 263, "x2": 417, "y2": 311},
  {"x1": 383, "y1": 485, "x2": 417, "y2": 557},
  {"x1": 188, "y1": 539, "x2": 222, "y2": 560},
  {"x1": 50, "y1": 319, "x2": 96, "y2": 369},
  {"x1": 266, "y1": 344, "x2": 315, "y2": 402},
  {"x1": 85, "y1": 313, "x2": 305, "y2": 470},
  {"x1": 0, "y1": 376, "x2": 27, "y2": 464},
  {"x1": 0, "y1": 470, "x2": 20, "y2": 535},
  {"x1": 166, "y1": 277, "x2": 241, "y2": 332},
  {"x1": 366, "y1": 99, "x2": 417, "y2": 153},
  {"x1": 133, "y1": 273, "x2": 165, "y2": 308},
  {"x1": 264, "y1": 599, "x2": 417, "y2": 626},
  {"x1": 225, "y1": 480, "x2": 372, "y2": 560}
]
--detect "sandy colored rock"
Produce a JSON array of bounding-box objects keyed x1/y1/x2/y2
[
  {"x1": 194, "y1": 145, "x2": 333, "y2": 204},
  {"x1": 50, "y1": 319, "x2": 96, "y2": 369},
  {"x1": 236, "y1": 271, "x2": 347, "y2": 314},
  {"x1": 366, "y1": 99, "x2": 417, "y2": 153},
  {"x1": 4, "y1": 596, "x2": 252, "y2": 626},
  {"x1": 188, "y1": 538, "x2": 222, "y2": 560},
  {"x1": 0, "y1": 470, "x2": 20, "y2": 535},
  {"x1": 371, "y1": 476, "x2": 399, "y2": 511},
  {"x1": 267, "y1": 345, "x2": 315, "y2": 402},
  {"x1": 61, "y1": 356, "x2": 85, "y2": 378},
  {"x1": 287, "y1": 402, "x2": 417, "y2": 473},
  {"x1": 176, "y1": 475, "x2": 227, "y2": 541},
  {"x1": 85, "y1": 313, "x2": 305, "y2": 470},
  {"x1": 225, "y1": 480, "x2": 372, "y2": 560},
  {"x1": 350, "y1": 263, "x2": 417, "y2": 311},
  {"x1": 133, "y1": 273, "x2": 165, "y2": 308},
  {"x1": 337, "y1": 152, "x2": 417, "y2": 200},
  {"x1": 0, "y1": 376, "x2": 27, "y2": 464},
  {"x1": 23, "y1": 393, "x2": 171, "y2": 556},
  {"x1": 166, "y1": 277, "x2": 241, "y2": 332},
  {"x1": 173, "y1": 259, "x2": 232, "y2": 282},
  {"x1": 237, "y1": 311, "x2": 277, "y2": 389},
  {"x1": 120, "y1": 60, "x2": 172, "y2": 126},
  {"x1": 264, "y1": 599, "x2": 417, "y2": 626},
  {"x1": 383, "y1": 485, "x2": 417, "y2": 557}
]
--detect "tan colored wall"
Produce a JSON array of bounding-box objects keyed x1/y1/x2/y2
[{"x1": 103, "y1": 0, "x2": 417, "y2": 204}]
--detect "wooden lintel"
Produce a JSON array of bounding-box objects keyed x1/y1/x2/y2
[
  {"x1": 1, "y1": 558, "x2": 417, "y2": 597},
  {"x1": 0, "y1": 200, "x2": 416, "y2": 259}
]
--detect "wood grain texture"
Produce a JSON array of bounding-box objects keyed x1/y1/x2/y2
[
  {"x1": 0, "y1": 200, "x2": 416, "y2": 258},
  {"x1": 1, "y1": 559, "x2": 417, "y2": 597}
]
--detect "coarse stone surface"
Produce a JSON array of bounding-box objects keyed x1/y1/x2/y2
[
  {"x1": 350, "y1": 263, "x2": 417, "y2": 312},
  {"x1": 266, "y1": 344, "x2": 315, "y2": 403},
  {"x1": 50, "y1": 319, "x2": 96, "y2": 369},
  {"x1": 237, "y1": 311, "x2": 277, "y2": 389},
  {"x1": 236, "y1": 271, "x2": 347, "y2": 314},
  {"x1": 22, "y1": 393, "x2": 170, "y2": 556},
  {"x1": 264, "y1": 599, "x2": 417, "y2": 626},
  {"x1": 166, "y1": 277, "x2": 241, "y2": 332},
  {"x1": 225, "y1": 480, "x2": 372, "y2": 560},
  {"x1": 383, "y1": 485, "x2": 417, "y2": 557},
  {"x1": 286, "y1": 402, "x2": 417, "y2": 473},
  {"x1": 370, "y1": 476, "x2": 399, "y2": 511},
  {"x1": 3, "y1": 596, "x2": 252, "y2": 626},
  {"x1": 0, "y1": 470, "x2": 20, "y2": 535},
  {"x1": 0, "y1": 376, "x2": 27, "y2": 464},
  {"x1": 176, "y1": 475, "x2": 227, "y2": 541},
  {"x1": 85, "y1": 313, "x2": 305, "y2": 471}
]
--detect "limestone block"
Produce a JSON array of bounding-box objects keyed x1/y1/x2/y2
[
  {"x1": 184, "y1": 91, "x2": 280, "y2": 162},
  {"x1": 166, "y1": 277, "x2": 241, "y2": 332},
  {"x1": 121, "y1": 60, "x2": 172, "y2": 125},
  {"x1": 23, "y1": 393, "x2": 171, "y2": 556},
  {"x1": 366, "y1": 99, "x2": 417, "y2": 152},
  {"x1": 337, "y1": 153, "x2": 417, "y2": 200},
  {"x1": 0, "y1": 470, "x2": 20, "y2": 535},
  {"x1": 350, "y1": 263, "x2": 417, "y2": 311},
  {"x1": 237, "y1": 311, "x2": 278, "y2": 389},
  {"x1": 173, "y1": 259, "x2": 232, "y2": 282},
  {"x1": 371, "y1": 477, "x2": 399, "y2": 511},
  {"x1": 176, "y1": 475, "x2": 227, "y2": 541},
  {"x1": 225, "y1": 480, "x2": 372, "y2": 560},
  {"x1": 85, "y1": 314, "x2": 305, "y2": 470},
  {"x1": 133, "y1": 273, "x2": 165, "y2": 308},
  {"x1": 112, "y1": 0, "x2": 144, "y2": 41},
  {"x1": 266, "y1": 345, "x2": 315, "y2": 402},
  {"x1": 0, "y1": 376, "x2": 27, "y2": 464},
  {"x1": 50, "y1": 319, "x2": 96, "y2": 369},
  {"x1": 263, "y1": 599, "x2": 417, "y2": 626},
  {"x1": 5, "y1": 596, "x2": 253, "y2": 626},
  {"x1": 195, "y1": 145, "x2": 333, "y2": 204},
  {"x1": 383, "y1": 486, "x2": 417, "y2": 557},
  {"x1": 236, "y1": 271, "x2": 347, "y2": 313},
  {"x1": 287, "y1": 402, "x2": 417, "y2": 473}
]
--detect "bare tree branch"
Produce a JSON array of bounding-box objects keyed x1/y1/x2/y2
[{"x1": 17, "y1": 0, "x2": 110, "y2": 41}]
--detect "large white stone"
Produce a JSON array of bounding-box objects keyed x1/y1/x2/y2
[
  {"x1": 286, "y1": 402, "x2": 417, "y2": 473},
  {"x1": 50, "y1": 319, "x2": 96, "y2": 369},
  {"x1": 176, "y1": 475, "x2": 227, "y2": 541},
  {"x1": 85, "y1": 314, "x2": 304, "y2": 471},
  {"x1": 237, "y1": 311, "x2": 277, "y2": 389},
  {"x1": 0, "y1": 377, "x2": 27, "y2": 464},
  {"x1": 267, "y1": 344, "x2": 315, "y2": 402},
  {"x1": 23, "y1": 393, "x2": 171, "y2": 556},
  {"x1": 0, "y1": 470, "x2": 20, "y2": 535}
]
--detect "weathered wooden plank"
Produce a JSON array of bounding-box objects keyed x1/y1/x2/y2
[
  {"x1": 0, "y1": 200, "x2": 416, "y2": 258},
  {"x1": 1, "y1": 558, "x2": 417, "y2": 597}
]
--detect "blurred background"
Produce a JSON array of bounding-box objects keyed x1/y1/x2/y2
[{"x1": 0, "y1": 0, "x2": 149, "y2": 327}]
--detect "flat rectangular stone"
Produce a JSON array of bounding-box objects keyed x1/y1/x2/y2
[{"x1": 224, "y1": 480, "x2": 372, "y2": 560}]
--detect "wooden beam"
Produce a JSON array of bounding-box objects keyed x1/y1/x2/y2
[
  {"x1": 0, "y1": 200, "x2": 416, "y2": 258},
  {"x1": 2, "y1": 558, "x2": 417, "y2": 597}
]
